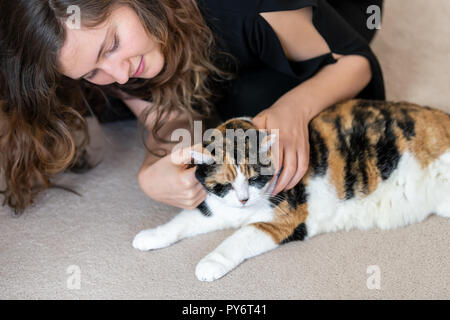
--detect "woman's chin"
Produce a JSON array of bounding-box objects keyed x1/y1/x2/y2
[{"x1": 140, "y1": 55, "x2": 165, "y2": 79}]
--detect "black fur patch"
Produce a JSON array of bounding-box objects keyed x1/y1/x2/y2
[
  {"x1": 335, "y1": 116, "x2": 357, "y2": 199},
  {"x1": 334, "y1": 102, "x2": 403, "y2": 198},
  {"x1": 248, "y1": 174, "x2": 272, "y2": 189},
  {"x1": 195, "y1": 164, "x2": 232, "y2": 197},
  {"x1": 351, "y1": 107, "x2": 373, "y2": 194},
  {"x1": 212, "y1": 183, "x2": 232, "y2": 197},
  {"x1": 286, "y1": 182, "x2": 308, "y2": 210},
  {"x1": 309, "y1": 127, "x2": 329, "y2": 176},
  {"x1": 281, "y1": 223, "x2": 308, "y2": 244},
  {"x1": 376, "y1": 109, "x2": 400, "y2": 180},
  {"x1": 197, "y1": 201, "x2": 212, "y2": 217},
  {"x1": 269, "y1": 193, "x2": 285, "y2": 207},
  {"x1": 195, "y1": 164, "x2": 214, "y2": 184},
  {"x1": 397, "y1": 108, "x2": 416, "y2": 140}
]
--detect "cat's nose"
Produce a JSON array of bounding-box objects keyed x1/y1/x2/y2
[{"x1": 239, "y1": 198, "x2": 249, "y2": 205}]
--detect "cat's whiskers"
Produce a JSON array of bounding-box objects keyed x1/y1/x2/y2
[
  {"x1": 262, "y1": 198, "x2": 290, "y2": 216},
  {"x1": 259, "y1": 191, "x2": 292, "y2": 215},
  {"x1": 262, "y1": 192, "x2": 286, "y2": 201}
]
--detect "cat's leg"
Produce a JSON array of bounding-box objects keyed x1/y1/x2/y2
[
  {"x1": 195, "y1": 224, "x2": 278, "y2": 282},
  {"x1": 133, "y1": 207, "x2": 230, "y2": 251}
]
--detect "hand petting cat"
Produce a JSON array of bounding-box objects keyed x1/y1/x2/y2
[
  {"x1": 252, "y1": 94, "x2": 312, "y2": 196},
  {"x1": 138, "y1": 144, "x2": 207, "y2": 210}
]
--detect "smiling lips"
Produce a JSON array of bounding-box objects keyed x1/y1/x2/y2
[{"x1": 132, "y1": 56, "x2": 145, "y2": 77}]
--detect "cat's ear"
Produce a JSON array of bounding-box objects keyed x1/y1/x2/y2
[
  {"x1": 190, "y1": 148, "x2": 215, "y2": 165},
  {"x1": 259, "y1": 133, "x2": 278, "y2": 154}
]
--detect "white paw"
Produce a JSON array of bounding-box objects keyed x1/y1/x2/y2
[
  {"x1": 195, "y1": 254, "x2": 234, "y2": 282},
  {"x1": 132, "y1": 228, "x2": 173, "y2": 251}
]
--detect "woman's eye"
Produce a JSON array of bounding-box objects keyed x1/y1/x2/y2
[
  {"x1": 84, "y1": 34, "x2": 120, "y2": 80},
  {"x1": 85, "y1": 70, "x2": 98, "y2": 80},
  {"x1": 107, "y1": 34, "x2": 120, "y2": 54}
]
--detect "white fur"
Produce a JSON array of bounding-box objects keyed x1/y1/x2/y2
[
  {"x1": 133, "y1": 150, "x2": 450, "y2": 281},
  {"x1": 195, "y1": 226, "x2": 278, "y2": 281},
  {"x1": 133, "y1": 176, "x2": 277, "y2": 281},
  {"x1": 305, "y1": 151, "x2": 450, "y2": 238},
  {"x1": 232, "y1": 167, "x2": 249, "y2": 202}
]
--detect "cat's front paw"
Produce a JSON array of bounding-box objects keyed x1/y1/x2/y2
[
  {"x1": 195, "y1": 253, "x2": 234, "y2": 282},
  {"x1": 132, "y1": 228, "x2": 173, "y2": 251}
]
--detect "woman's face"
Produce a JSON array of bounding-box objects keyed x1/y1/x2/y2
[{"x1": 58, "y1": 5, "x2": 165, "y2": 85}]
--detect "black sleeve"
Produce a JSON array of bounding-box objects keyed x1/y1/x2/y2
[{"x1": 245, "y1": 0, "x2": 385, "y2": 100}]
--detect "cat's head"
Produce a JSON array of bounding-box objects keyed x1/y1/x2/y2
[{"x1": 190, "y1": 118, "x2": 277, "y2": 208}]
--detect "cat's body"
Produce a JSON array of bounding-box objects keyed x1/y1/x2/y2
[{"x1": 133, "y1": 99, "x2": 450, "y2": 281}]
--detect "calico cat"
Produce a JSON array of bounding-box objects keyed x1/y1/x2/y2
[{"x1": 133, "y1": 99, "x2": 450, "y2": 282}]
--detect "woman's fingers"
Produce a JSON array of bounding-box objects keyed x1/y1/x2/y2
[
  {"x1": 272, "y1": 145, "x2": 297, "y2": 195},
  {"x1": 171, "y1": 143, "x2": 203, "y2": 166},
  {"x1": 181, "y1": 185, "x2": 207, "y2": 210},
  {"x1": 285, "y1": 148, "x2": 309, "y2": 190},
  {"x1": 251, "y1": 113, "x2": 267, "y2": 130},
  {"x1": 181, "y1": 182, "x2": 205, "y2": 201},
  {"x1": 177, "y1": 165, "x2": 207, "y2": 209},
  {"x1": 268, "y1": 140, "x2": 283, "y2": 190},
  {"x1": 192, "y1": 189, "x2": 208, "y2": 208},
  {"x1": 178, "y1": 166, "x2": 199, "y2": 188}
]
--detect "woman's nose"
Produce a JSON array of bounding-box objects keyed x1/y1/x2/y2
[{"x1": 102, "y1": 58, "x2": 130, "y2": 84}]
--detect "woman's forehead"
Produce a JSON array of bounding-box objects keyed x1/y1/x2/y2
[{"x1": 58, "y1": 23, "x2": 110, "y2": 79}]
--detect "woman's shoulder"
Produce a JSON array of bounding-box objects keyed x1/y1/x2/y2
[
  {"x1": 197, "y1": 0, "x2": 259, "y2": 17},
  {"x1": 197, "y1": 0, "x2": 316, "y2": 17}
]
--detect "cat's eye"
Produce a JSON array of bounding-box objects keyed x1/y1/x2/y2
[
  {"x1": 248, "y1": 175, "x2": 272, "y2": 187},
  {"x1": 211, "y1": 183, "x2": 233, "y2": 197},
  {"x1": 248, "y1": 176, "x2": 259, "y2": 183}
]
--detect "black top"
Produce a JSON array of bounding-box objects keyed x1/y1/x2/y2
[{"x1": 197, "y1": 0, "x2": 386, "y2": 120}]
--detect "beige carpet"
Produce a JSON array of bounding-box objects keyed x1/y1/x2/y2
[{"x1": 1, "y1": 0, "x2": 449, "y2": 299}]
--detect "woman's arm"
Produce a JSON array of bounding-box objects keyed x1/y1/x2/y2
[
  {"x1": 258, "y1": 6, "x2": 372, "y2": 114},
  {"x1": 121, "y1": 96, "x2": 208, "y2": 209},
  {"x1": 280, "y1": 53, "x2": 371, "y2": 123},
  {"x1": 121, "y1": 96, "x2": 189, "y2": 168},
  {"x1": 253, "y1": 7, "x2": 373, "y2": 195}
]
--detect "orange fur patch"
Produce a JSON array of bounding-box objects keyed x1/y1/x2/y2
[
  {"x1": 408, "y1": 106, "x2": 450, "y2": 167},
  {"x1": 254, "y1": 201, "x2": 308, "y2": 244}
]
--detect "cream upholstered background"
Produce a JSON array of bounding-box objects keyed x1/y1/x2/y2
[
  {"x1": 372, "y1": 0, "x2": 450, "y2": 113},
  {"x1": 0, "y1": 0, "x2": 449, "y2": 299}
]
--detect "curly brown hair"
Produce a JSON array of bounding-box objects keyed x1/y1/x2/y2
[{"x1": 0, "y1": 0, "x2": 234, "y2": 215}]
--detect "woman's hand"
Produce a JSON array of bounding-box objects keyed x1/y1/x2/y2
[
  {"x1": 137, "y1": 145, "x2": 207, "y2": 210},
  {"x1": 252, "y1": 96, "x2": 312, "y2": 196}
]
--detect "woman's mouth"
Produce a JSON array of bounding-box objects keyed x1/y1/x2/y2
[{"x1": 132, "y1": 56, "x2": 145, "y2": 77}]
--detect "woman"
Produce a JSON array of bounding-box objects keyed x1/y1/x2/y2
[{"x1": 0, "y1": 0, "x2": 385, "y2": 214}]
